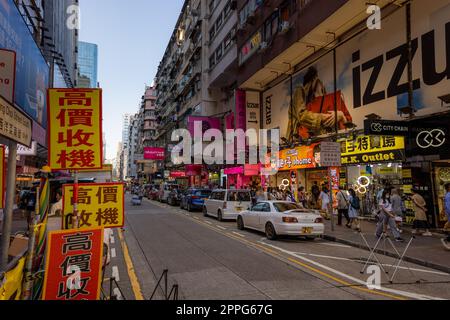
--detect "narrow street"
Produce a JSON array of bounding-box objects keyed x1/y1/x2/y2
[{"x1": 108, "y1": 194, "x2": 450, "y2": 301}]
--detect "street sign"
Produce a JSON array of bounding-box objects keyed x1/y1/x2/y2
[
  {"x1": 320, "y1": 142, "x2": 341, "y2": 167},
  {"x1": 48, "y1": 89, "x2": 103, "y2": 171},
  {"x1": 364, "y1": 119, "x2": 409, "y2": 136},
  {"x1": 62, "y1": 183, "x2": 125, "y2": 230},
  {"x1": 0, "y1": 145, "x2": 4, "y2": 208},
  {"x1": 0, "y1": 95, "x2": 32, "y2": 147},
  {"x1": 0, "y1": 49, "x2": 16, "y2": 103},
  {"x1": 42, "y1": 228, "x2": 104, "y2": 300}
]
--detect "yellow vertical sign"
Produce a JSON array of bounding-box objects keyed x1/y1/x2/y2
[{"x1": 48, "y1": 89, "x2": 103, "y2": 171}]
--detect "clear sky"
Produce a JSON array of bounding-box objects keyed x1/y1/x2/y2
[{"x1": 79, "y1": 0, "x2": 184, "y2": 160}]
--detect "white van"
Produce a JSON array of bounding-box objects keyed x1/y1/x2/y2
[
  {"x1": 203, "y1": 190, "x2": 252, "y2": 221},
  {"x1": 159, "y1": 184, "x2": 179, "y2": 203}
]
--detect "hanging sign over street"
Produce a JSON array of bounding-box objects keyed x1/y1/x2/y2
[
  {"x1": 48, "y1": 89, "x2": 103, "y2": 171},
  {"x1": 0, "y1": 95, "x2": 32, "y2": 147},
  {"x1": 42, "y1": 228, "x2": 104, "y2": 300},
  {"x1": 0, "y1": 49, "x2": 16, "y2": 103},
  {"x1": 62, "y1": 183, "x2": 124, "y2": 230},
  {"x1": 320, "y1": 142, "x2": 342, "y2": 167}
]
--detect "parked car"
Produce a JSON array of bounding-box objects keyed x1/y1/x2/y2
[
  {"x1": 237, "y1": 201, "x2": 324, "y2": 240},
  {"x1": 167, "y1": 189, "x2": 183, "y2": 206},
  {"x1": 180, "y1": 189, "x2": 212, "y2": 212},
  {"x1": 203, "y1": 189, "x2": 252, "y2": 221},
  {"x1": 159, "y1": 184, "x2": 179, "y2": 203},
  {"x1": 147, "y1": 188, "x2": 160, "y2": 200}
]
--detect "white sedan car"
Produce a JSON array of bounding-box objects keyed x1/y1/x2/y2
[{"x1": 237, "y1": 201, "x2": 325, "y2": 240}]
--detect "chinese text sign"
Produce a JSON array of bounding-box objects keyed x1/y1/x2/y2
[{"x1": 48, "y1": 89, "x2": 103, "y2": 171}]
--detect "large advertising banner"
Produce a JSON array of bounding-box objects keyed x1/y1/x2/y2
[
  {"x1": 62, "y1": 183, "x2": 125, "y2": 230},
  {"x1": 263, "y1": 0, "x2": 450, "y2": 140},
  {"x1": 187, "y1": 116, "x2": 221, "y2": 136},
  {"x1": 48, "y1": 89, "x2": 103, "y2": 171},
  {"x1": 0, "y1": 0, "x2": 49, "y2": 128},
  {"x1": 42, "y1": 228, "x2": 104, "y2": 300},
  {"x1": 0, "y1": 49, "x2": 15, "y2": 103},
  {"x1": 144, "y1": 147, "x2": 165, "y2": 160}
]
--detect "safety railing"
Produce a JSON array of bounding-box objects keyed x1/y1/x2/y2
[{"x1": 149, "y1": 269, "x2": 179, "y2": 300}]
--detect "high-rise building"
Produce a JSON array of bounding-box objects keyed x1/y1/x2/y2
[
  {"x1": 122, "y1": 114, "x2": 132, "y2": 148},
  {"x1": 77, "y1": 41, "x2": 99, "y2": 88}
]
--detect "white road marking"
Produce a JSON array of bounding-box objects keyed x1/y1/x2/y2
[
  {"x1": 110, "y1": 236, "x2": 115, "y2": 244},
  {"x1": 113, "y1": 288, "x2": 123, "y2": 300},
  {"x1": 204, "y1": 220, "x2": 213, "y2": 225},
  {"x1": 112, "y1": 266, "x2": 120, "y2": 282},
  {"x1": 317, "y1": 243, "x2": 352, "y2": 248},
  {"x1": 216, "y1": 225, "x2": 227, "y2": 230},
  {"x1": 111, "y1": 248, "x2": 116, "y2": 258},
  {"x1": 259, "y1": 241, "x2": 444, "y2": 301},
  {"x1": 194, "y1": 217, "x2": 200, "y2": 220},
  {"x1": 232, "y1": 232, "x2": 246, "y2": 238}
]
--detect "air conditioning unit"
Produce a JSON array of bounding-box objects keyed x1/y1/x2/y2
[{"x1": 280, "y1": 21, "x2": 291, "y2": 34}]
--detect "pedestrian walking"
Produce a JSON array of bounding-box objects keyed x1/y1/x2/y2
[
  {"x1": 441, "y1": 183, "x2": 450, "y2": 250},
  {"x1": 347, "y1": 189, "x2": 361, "y2": 231},
  {"x1": 311, "y1": 182, "x2": 320, "y2": 209},
  {"x1": 298, "y1": 186, "x2": 307, "y2": 208},
  {"x1": 411, "y1": 188, "x2": 432, "y2": 236},
  {"x1": 376, "y1": 189, "x2": 404, "y2": 242},
  {"x1": 319, "y1": 187, "x2": 330, "y2": 219},
  {"x1": 286, "y1": 190, "x2": 296, "y2": 203},
  {"x1": 391, "y1": 188, "x2": 404, "y2": 233},
  {"x1": 336, "y1": 186, "x2": 350, "y2": 226}
]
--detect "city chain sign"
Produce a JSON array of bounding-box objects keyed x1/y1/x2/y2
[{"x1": 364, "y1": 119, "x2": 409, "y2": 136}]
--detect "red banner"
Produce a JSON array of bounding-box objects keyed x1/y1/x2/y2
[{"x1": 42, "y1": 228, "x2": 104, "y2": 300}]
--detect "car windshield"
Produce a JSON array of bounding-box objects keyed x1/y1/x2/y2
[
  {"x1": 229, "y1": 192, "x2": 250, "y2": 202},
  {"x1": 273, "y1": 203, "x2": 304, "y2": 212},
  {"x1": 194, "y1": 190, "x2": 211, "y2": 197}
]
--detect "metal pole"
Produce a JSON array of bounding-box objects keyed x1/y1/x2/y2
[
  {"x1": 22, "y1": 219, "x2": 37, "y2": 300},
  {"x1": 0, "y1": 141, "x2": 17, "y2": 271},
  {"x1": 329, "y1": 168, "x2": 335, "y2": 232},
  {"x1": 71, "y1": 171, "x2": 79, "y2": 229}
]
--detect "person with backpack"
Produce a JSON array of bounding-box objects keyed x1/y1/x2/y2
[
  {"x1": 348, "y1": 188, "x2": 361, "y2": 231},
  {"x1": 376, "y1": 189, "x2": 404, "y2": 242},
  {"x1": 336, "y1": 186, "x2": 350, "y2": 227}
]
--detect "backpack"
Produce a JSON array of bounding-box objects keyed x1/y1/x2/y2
[{"x1": 351, "y1": 196, "x2": 360, "y2": 210}]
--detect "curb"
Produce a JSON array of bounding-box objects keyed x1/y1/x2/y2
[{"x1": 323, "y1": 234, "x2": 450, "y2": 274}]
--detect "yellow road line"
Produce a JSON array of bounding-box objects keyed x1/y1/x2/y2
[{"x1": 118, "y1": 229, "x2": 144, "y2": 300}]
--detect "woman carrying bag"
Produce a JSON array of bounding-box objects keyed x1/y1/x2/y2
[{"x1": 348, "y1": 189, "x2": 361, "y2": 232}]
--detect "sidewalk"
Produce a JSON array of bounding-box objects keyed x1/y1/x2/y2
[{"x1": 323, "y1": 218, "x2": 450, "y2": 274}]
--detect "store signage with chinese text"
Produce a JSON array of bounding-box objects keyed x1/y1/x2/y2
[
  {"x1": 276, "y1": 143, "x2": 321, "y2": 171},
  {"x1": 170, "y1": 171, "x2": 186, "y2": 178},
  {"x1": 48, "y1": 89, "x2": 103, "y2": 171},
  {"x1": 62, "y1": 183, "x2": 124, "y2": 230},
  {"x1": 341, "y1": 136, "x2": 405, "y2": 165},
  {"x1": 42, "y1": 228, "x2": 103, "y2": 300},
  {"x1": 0, "y1": 49, "x2": 15, "y2": 103},
  {"x1": 320, "y1": 142, "x2": 342, "y2": 167},
  {"x1": 0, "y1": 145, "x2": 4, "y2": 208},
  {"x1": 0, "y1": 95, "x2": 32, "y2": 147},
  {"x1": 144, "y1": 147, "x2": 165, "y2": 160}
]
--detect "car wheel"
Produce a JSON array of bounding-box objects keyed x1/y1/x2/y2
[
  {"x1": 265, "y1": 223, "x2": 277, "y2": 240},
  {"x1": 237, "y1": 216, "x2": 245, "y2": 230},
  {"x1": 217, "y1": 210, "x2": 223, "y2": 222},
  {"x1": 203, "y1": 206, "x2": 208, "y2": 217}
]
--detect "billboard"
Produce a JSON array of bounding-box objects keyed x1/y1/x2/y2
[
  {"x1": 0, "y1": 0, "x2": 49, "y2": 128},
  {"x1": 262, "y1": 0, "x2": 450, "y2": 140},
  {"x1": 144, "y1": 147, "x2": 165, "y2": 160},
  {"x1": 42, "y1": 228, "x2": 104, "y2": 300},
  {"x1": 48, "y1": 89, "x2": 103, "y2": 171},
  {"x1": 62, "y1": 183, "x2": 125, "y2": 230}
]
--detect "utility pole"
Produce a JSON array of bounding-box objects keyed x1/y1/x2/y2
[{"x1": 0, "y1": 141, "x2": 18, "y2": 271}]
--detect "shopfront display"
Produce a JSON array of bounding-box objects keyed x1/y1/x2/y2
[{"x1": 433, "y1": 164, "x2": 450, "y2": 228}]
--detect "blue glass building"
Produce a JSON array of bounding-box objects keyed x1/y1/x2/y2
[{"x1": 78, "y1": 41, "x2": 98, "y2": 88}]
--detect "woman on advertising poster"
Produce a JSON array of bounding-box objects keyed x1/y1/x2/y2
[{"x1": 286, "y1": 67, "x2": 353, "y2": 142}]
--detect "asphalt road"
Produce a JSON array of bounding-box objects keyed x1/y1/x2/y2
[{"x1": 110, "y1": 194, "x2": 450, "y2": 301}]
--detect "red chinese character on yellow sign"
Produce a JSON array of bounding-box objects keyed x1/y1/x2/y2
[
  {"x1": 62, "y1": 183, "x2": 124, "y2": 230},
  {"x1": 48, "y1": 89, "x2": 103, "y2": 171}
]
